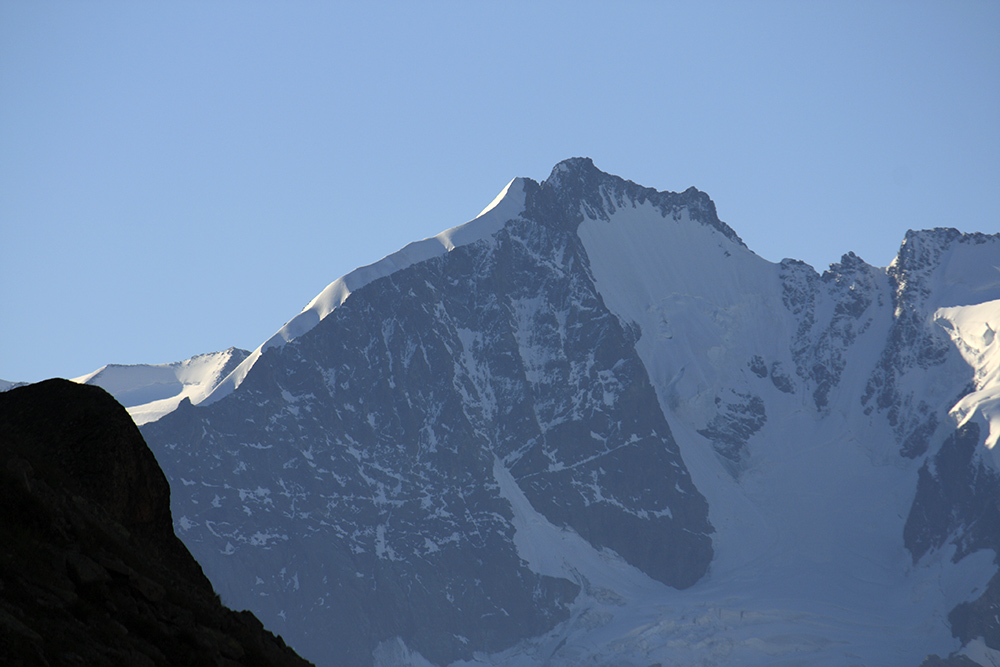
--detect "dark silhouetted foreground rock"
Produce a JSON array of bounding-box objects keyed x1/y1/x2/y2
[{"x1": 0, "y1": 379, "x2": 313, "y2": 666}]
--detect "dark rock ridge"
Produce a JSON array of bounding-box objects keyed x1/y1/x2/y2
[
  {"x1": 0, "y1": 379, "x2": 311, "y2": 666},
  {"x1": 908, "y1": 420, "x2": 1000, "y2": 654},
  {"x1": 779, "y1": 251, "x2": 889, "y2": 412},
  {"x1": 863, "y1": 230, "x2": 995, "y2": 456},
  {"x1": 530, "y1": 157, "x2": 742, "y2": 244}
]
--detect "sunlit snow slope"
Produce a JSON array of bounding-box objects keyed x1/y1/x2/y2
[
  {"x1": 202, "y1": 178, "x2": 528, "y2": 406},
  {"x1": 75, "y1": 347, "x2": 249, "y2": 425},
  {"x1": 939, "y1": 300, "x2": 1000, "y2": 451},
  {"x1": 138, "y1": 159, "x2": 1000, "y2": 667}
]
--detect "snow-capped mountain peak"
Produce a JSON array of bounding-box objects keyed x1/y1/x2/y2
[{"x1": 127, "y1": 160, "x2": 1000, "y2": 666}]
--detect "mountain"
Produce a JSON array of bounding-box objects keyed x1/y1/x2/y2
[
  {"x1": 0, "y1": 379, "x2": 311, "y2": 666},
  {"x1": 0, "y1": 380, "x2": 28, "y2": 392},
  {"x1": 135, "y1": 158, "x2": 1000, "y2": 666},
  {"x1": 74, "y1": 347, "x2": 250, "y2": 425}
]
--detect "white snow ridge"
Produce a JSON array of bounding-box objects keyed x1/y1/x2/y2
[
  {"x1": 202, "y1": 177, "x2": 528, "y2": 406},
  {"x1": 74, "y1": 347, "x2": 249, "y2": 425}
]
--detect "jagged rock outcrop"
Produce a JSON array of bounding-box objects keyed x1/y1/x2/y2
[{"x1": 0, "y1": 379, "x2": 312, "y2": 666}]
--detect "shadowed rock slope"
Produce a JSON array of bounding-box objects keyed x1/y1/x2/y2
[{"x1": 0, "y1": 379, "x2": 312, "y2": 666}]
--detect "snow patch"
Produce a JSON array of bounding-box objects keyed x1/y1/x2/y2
[
  {"x1": 938, "y1": 299, "x2": 1000, "y2": 451},
  {"x1": 959, "y1": 636, "x2": 1000, "y2": 666}
]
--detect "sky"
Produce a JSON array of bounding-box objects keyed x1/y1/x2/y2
[{"x1": 2, "y1": 1, "x2": 998, "y2": 383}]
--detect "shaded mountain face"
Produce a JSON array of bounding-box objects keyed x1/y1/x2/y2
[
  {"x1": 0, "y1": 379, "x2": 311, "y2": 666},
  {"x1": 139, "y1": 159, "x2": 1000, "y2": 666}
]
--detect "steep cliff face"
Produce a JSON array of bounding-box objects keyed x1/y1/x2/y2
[
  {"x1": 134, "y1": 159, "x2": 1000, "y2": 666},
  {"x1": 0, "y1": 379, "x2": 311, "y2": 666}
]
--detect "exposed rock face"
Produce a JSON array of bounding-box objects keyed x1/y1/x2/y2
[
  {"x1": 0, "y1": 379, "x2": 311, "y2": 666},
  {"x1": 908, "y1": 421, "x2": 1000, "y2": 654}
]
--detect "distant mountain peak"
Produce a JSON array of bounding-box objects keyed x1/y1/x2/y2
[{"x1": 545, "y1": 156, "x2": 599, "y2": 182}]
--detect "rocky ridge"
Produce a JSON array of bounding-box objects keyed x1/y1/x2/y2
[{"x1": 0, "y1": 379, "x2": 311, "y2": 666}]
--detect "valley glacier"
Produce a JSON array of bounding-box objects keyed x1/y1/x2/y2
[{"x1": 78, "y1": 159, "x2": 1000, "y2": 666}]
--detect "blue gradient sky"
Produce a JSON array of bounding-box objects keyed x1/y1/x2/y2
[{"x1": 2, "y1": 1, "x2": 998, "y2": 383}]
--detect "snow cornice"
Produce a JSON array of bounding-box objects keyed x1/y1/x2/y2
[{"x1": 203, "y1": 177, "x2": 529, "y2": 406}]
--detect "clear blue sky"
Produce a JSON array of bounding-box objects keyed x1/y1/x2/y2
[{"x1": 2, "y1": 1, "x2": 998, "y2": 383}]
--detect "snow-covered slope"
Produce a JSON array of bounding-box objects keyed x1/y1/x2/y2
[
  {"x1": 203, "y1": 178, "x2": 528, "y2": 406},
  {"x1": 938, "y1": 299, "x2": 1000, "y2": 451},
  {"x1": 0, "y1": 379, "x2": 28, "y2": 392},
  {"x1": 75, "y1": 347, "x2": 249, "y2": 425},
  {"x1": 138, "y1": 159, "x2": 1000, "y2": 667},
  {"x1": 570, "y1": 198, "x2": 1000, "y2": 665}
]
